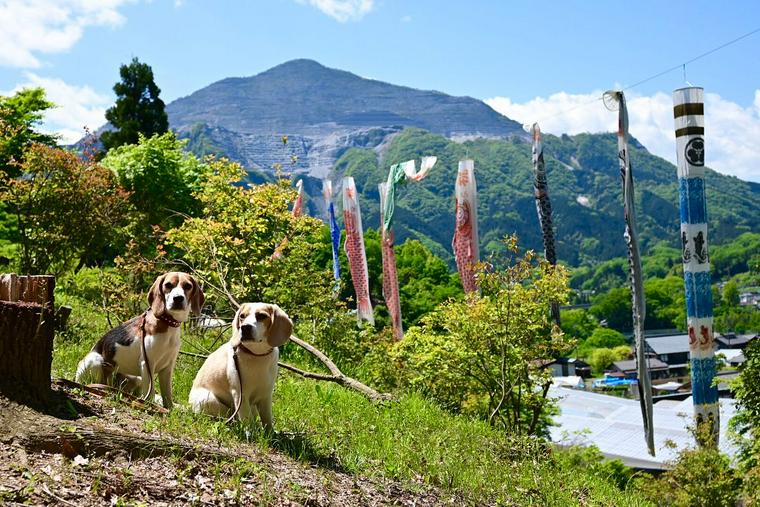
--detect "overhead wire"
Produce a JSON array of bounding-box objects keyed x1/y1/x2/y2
[{"x1": 525, "y1": 25, "x2": 760, "y2": 128}]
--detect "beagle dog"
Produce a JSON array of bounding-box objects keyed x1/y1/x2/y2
[
  {"x1": 189, "y1": 303, "x2": 292, "y2": 428},
  {"x1": 75, "y1": 272, "x2": 204, "y2": 409}
]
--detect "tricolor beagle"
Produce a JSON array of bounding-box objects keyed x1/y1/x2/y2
[{"x1": 75, "y1": 272, "x2": 204, "y2": 409}]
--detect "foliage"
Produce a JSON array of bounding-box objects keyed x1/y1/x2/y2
[
  {"x1": 157, "y1": 157, "x2": 364, "y2": 368},
  {"x1": 721, "y1": 280, "x2": 740, "y2": 308},
  {"x1": 0, "y1": 144, "x2": 132, "y2": 275},
  {"x1": 576, "y1": 327, "x2": 628, "y2": 359},
  {"x1": 636, "y1": 424, "x2": 740, "y2": 507},
  {"x1": 0, "y1": 87, "x2": 58, "y2": 176},
  {"x1": 643, "y1": 275, "x2": 686, "y2": 330},
  {"x1": 393, "y1": 237, "x2": 573, "y2": 435},
  {"x1": 560, "y1": 308, "x2": 597, "y2": 340},
  {"x1": 101, "y1": 132, "x2": 208, "y2": 233},
  {"x1": 587, "y1": 345, "x2": 631, "y2": 375},
  {"x1": 731, "y1": 340, "x2": 760, "y2": 502},
  {"x1": 590, "y1": 287, "x2": 632, "y2": 331},
  {"x1": 101, "y1": 57, "x2": 169, "y2": 153}
]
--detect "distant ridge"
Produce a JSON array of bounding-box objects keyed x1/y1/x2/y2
[{"x1": 166, "y1": 59, "x2": 525, "y2": 176}]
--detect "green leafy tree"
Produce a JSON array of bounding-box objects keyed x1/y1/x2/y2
[
  {"x1": 590, "y1": 287, "x2": 632, "y2": 331},
  {"x1": 576, "y1": 327, "x2": 627, "y2": 359},
  {"x1": 101, "y1": 132, "x2": 207, "y2": 233},
  {"x1": 731, "y1": 341, "x2": 760, "y2": 501},
  {"x1": 722, "y1": 281, "x2": 740, "y2": 308},
  {"x1": 0, "y1": 88, "x2": 57, "y2": 176},
  {"x1": 393, "y1": 238, "x2": 573, "y2": 436},
  {"x1": 588, "y1": 345, "x2": 631, "y2": 375},
  {"x1": 100, "y1": 58, "x2": 168, "y2": 152},
  {"x1": 161, "y1": 158, "x2": 364, "y2": 366},
  {"x1": 0, "y1": 144, "x2": 132, "y2": 275},
  {"x1": 635, "y1": 424, "x2": 740, "y2": 506},
  {"x1": 560, "y1": 308, "x2": 598, "y2": 340}
]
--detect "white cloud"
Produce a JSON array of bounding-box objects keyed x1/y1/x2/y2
[
  {"x1": 400, "y1": 14, "x2": 412, "y2": 23},
  {"x1": 3, "y1": 73, "x2": 110, "y2": 143},
  {"x1": 485, "y1": 90, "x2": 760, "y2": 183},
  {"x1": 296, "y1": 0, "x2": 373, "y2": 22},
  {"x1": 0, "y1": 0, "x2": 134, "y2": 68}
]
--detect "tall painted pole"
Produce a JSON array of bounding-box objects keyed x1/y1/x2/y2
[
  {"x1": 531, "y1": 123, "x2": 561, "y2": 325},
  {"x1": 673, "y1": 87, "x2": 719, "y2": 441},
  {"x1": 453, "y1": 160, "x2": 479, "y2": 294},
  {"x1": 608, "y1": 91, "x2": 655, "y2": 455},
  {"x1": 378, "y1": 182, "x2": 403, "y2": 340},
  {"x1": 342, "y1": 176, "x2": 374, "y2": 325}
]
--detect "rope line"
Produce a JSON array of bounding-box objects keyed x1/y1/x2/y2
[{"x1": 526, "y1": 25, "x2": 760, "y2": 127}]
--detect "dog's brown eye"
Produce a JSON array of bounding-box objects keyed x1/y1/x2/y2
[
  {"x1": 182, "y1": 282, "x2": 192, "y2": 291},
  {"x1": 255, "y1": 312, "x2": 268, "y2": 322}
]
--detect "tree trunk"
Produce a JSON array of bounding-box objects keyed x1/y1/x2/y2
[{"x1": 0, "y1": 274, "x2": 55, "y2": 404}]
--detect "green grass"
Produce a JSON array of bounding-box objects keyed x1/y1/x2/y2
[{"x1": 51, "y1": 290, "x2": 653, "y2": 506}]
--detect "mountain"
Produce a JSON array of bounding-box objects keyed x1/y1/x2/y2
[
  {"x1": 329, "y1": 128, "x2": 760, "y2": 266},
  {"x1": 168, "y1": 59, "x2": 525, "y2": 177},
  {"x1": 92, "y1": 58, "x2": 759, "y2": 266}
]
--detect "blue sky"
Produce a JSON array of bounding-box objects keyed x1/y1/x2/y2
[{"x1": 2, "y1": 0, "x2": 760, "y2": 181}]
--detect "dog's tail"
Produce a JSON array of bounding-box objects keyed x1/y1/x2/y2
[{"x1": 75, "y1": 351, "x2": 103, "y2": 384}]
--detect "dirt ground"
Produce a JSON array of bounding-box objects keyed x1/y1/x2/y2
[{"x1": 0, "y1": 383, "x2": 461, "y2": 506}]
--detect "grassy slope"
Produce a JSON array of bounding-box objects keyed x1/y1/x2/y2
[{"x1": 51, "y1": 292, "x2": 651, "y2": 506}]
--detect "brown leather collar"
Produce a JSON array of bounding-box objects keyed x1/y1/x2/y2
[
  {"x1": 155, "y1": 312, "x2": 182, "y2": 328},
  {"x1": 235, "y1": 344, "x2": 273, "y2": 357}
]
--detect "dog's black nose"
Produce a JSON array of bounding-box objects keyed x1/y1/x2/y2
[
  {"x1": 173, "y1": 295, "x2": 185, "y2": 304},
  {"x1": 240, "y1": 323, "x2": 254, "y2": 340}
]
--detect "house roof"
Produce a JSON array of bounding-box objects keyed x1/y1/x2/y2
[
  {"x1": 613, "y1": 358, "x2": 668, "y2": 372},
  {"x1": 549, "y1": 387, "x2": 738, "y2": 469},
  {"x1": 716, "y1": 333, "x2": 757, "y2": 346},
  {"x1": 645, "y1": 334, "x2": 690, "y2": 355}
]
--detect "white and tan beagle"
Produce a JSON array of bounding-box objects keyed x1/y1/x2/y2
[
  {"x1": 189, "y1": 302, "x2": 292, "y2": 429},
  {"x1": 75, "y1": 272, "x2": 204, "y2": 409}
]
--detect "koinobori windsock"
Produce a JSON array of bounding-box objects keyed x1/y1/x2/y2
[
  {"x1": 531, "y1": 123, "x2": 560, "y2": 325},
  {"x1": 673, "y1": 87, "x2": 719, "y2": 440},
  {"x1": 272, "y1": 179, "x2": 305, "y2": 260},
  {"x1": 382, "y1": 157, "x2": 437, "y2": 232},
  {"x1": 453, "y1": 160, "x2": 479, "y2": 294},
  {"x1": 323, "y1": 180, "x2": 341, "y2": 281},
  {"x1": 342, "y1": 176, "x2": 374, "y2": 325},
  {"x1": 379, "y1": 182, "x2": 403, "y2": 340},
  {"x1": 610, "y1": 91, "x2": 655, "y2": 455}
]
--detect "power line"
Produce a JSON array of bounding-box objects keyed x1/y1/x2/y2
[{"x1": 528, "y1": 25, "x2": 760, "y2": 126}]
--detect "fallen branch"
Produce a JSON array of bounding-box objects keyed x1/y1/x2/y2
[{"x1": 179, "y1": 337, "x2": 393, "y2": 403}]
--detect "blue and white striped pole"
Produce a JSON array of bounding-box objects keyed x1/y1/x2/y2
[{"x1": 673, "y1": 87, "x2": 719, "y2": 441}]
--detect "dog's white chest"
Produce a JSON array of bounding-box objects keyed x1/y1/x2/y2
[{"x1": 113, "y1": 327, "x2": 181, "y2": 376}]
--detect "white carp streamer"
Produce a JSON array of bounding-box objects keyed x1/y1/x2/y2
[
  {"x1": 342, "y1": 176, "x2": 374, "y2": 325},
  {"x1": 452, "y1": 160, "x2": 479, "y2": 294}
]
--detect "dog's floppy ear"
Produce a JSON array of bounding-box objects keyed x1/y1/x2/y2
[
  {"x1": 266, "y1": 304, "x2": 292, "y2": 347},
  {"x1": 231, "y1": 306, "x2": 243, "y2": 337},
  {"x1": 189, "y1": 275, "x2": 205, "y2": 315},
  {"x1": 147, "y1": 274, "x2": 166, "y2": 316}
]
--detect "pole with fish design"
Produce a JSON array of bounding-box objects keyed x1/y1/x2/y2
[
  {"x1": 342, "y1": 176, "x2": 374, "y2": 325},
  {"x1": 453, "y1": 160, "x2": 479, "y2": 294},
  {"x1": 531, "y1": 123, "x2": 561, "y2": 325},
  {"x1": 606, "y1": 90, "x2": 655, "y2": 455},
  {"x1": 673, "y1": 87, "x2": 719, "y2": 442},
  {"x1": 378, "y1": 182, "x2": 403, "y2": 340},
  {"x1": 323, "y1": 180, "x2": 341, "y2": 282}
]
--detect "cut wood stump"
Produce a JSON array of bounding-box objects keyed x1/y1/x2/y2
[{"x1": 0, "y1": 274, "x2": 55, "y2": 403}]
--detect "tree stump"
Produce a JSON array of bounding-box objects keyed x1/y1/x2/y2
[{"x1": 0, "y1": 274, "x2": 55, "y2": 403}]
